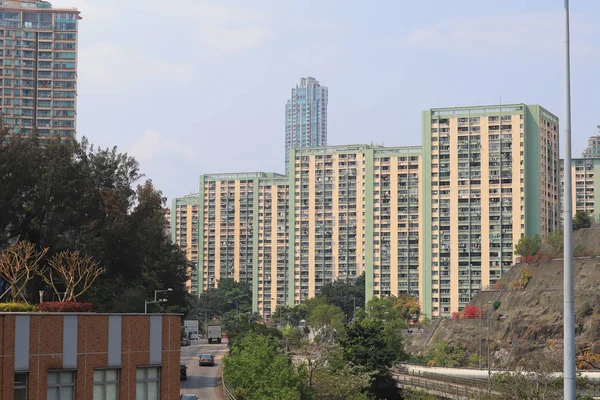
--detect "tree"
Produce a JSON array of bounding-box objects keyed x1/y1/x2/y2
[
  {"x1": 394, "y1": 293, "x2": 421, "y2": 322},
  {"x1": 514, "y1": 234, "x2": 541, "y2": 261},
  {"x1": 0, "y1": 241, "x2": 47, "y2": 302},
  {"x1": 425, "y1": 340, "x2": 469, "y2": 368},
  {"x1": 341, "y1": 318, "x2": 401, "y2": 399},
  {"x1": 318, "y1": 272, "x2": 366, "y2": 320},
  {"x1": 574, "y1": 211, "x2": 592, "y2": 230},
  {"x1": 40, "y1": 250, "x2": 102, "y2": 302},
  {"x1": 463, "y1": 305, "x2": 483, "y2": 319},
  {"x1": 223, "y1": 332, "x2": 302, "y2": 400},
  {"x1": 0, "y1": 134, "x2": 190, "y2": 311}
]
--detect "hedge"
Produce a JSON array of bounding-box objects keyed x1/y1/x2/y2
[
  {"x1": 38, "y1": 301, "x2": 93, "y2": 312},
  {"x1": 0, "y1": 302, "x2": 39, "y2": 312}
]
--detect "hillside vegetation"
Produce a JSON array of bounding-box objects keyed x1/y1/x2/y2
[{"x1": 407, "y1": 226, "x2": 600, "y2": 369}]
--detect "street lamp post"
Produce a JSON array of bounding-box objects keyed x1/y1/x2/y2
[
  {"x1": 154, "y1": 288, "x2": 173, "y2": 302},
  {"x1": 145, "y1": 299, "x2": 167, "y2": 314},
  {"x1": 563, "y1": 1, "x2": 576, "y2": 399}
]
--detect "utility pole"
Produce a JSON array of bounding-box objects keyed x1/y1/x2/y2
[
  {"x1": 563, "y1": 1, "x2": 576, "y2": 399},
  {"x1": 479, "y1": 302, "x2": 482, "y2": 370},
  {"x1": 487, "y1": 315, "x2": 491, "y2": 394}
]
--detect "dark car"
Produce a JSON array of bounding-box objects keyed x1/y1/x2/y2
[
  {"x1": 180, "y1": 395, "x2": 198, "y2": 400},
  {"x1": 199, "y1": 353, "x2": 215, "y2": 366},
  {"x1": 180, "y1": 364, "x2": 187, "y2": 380},
  {"x1": 181, "y1": 337, "x2": 189, "y2": 346}
]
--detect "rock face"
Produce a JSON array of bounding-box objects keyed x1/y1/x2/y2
[{"x1": 406, "y1": 226, "x2": 600, "y2": 368}]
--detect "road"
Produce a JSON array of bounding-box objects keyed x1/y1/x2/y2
[{"x1": 180, "y1": 339, "x2": 229, "y2": 400}]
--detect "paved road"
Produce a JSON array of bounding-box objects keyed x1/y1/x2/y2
[{"x1": 180, "y1": 339, "x2": 229, "y2": 400}]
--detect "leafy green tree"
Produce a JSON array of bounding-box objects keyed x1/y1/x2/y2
[
  {"x1": 425, "y1": 340, "x2": 469, "y2": 368},
  {"x1": 0, "y1": 133, "x2": 189, "y2": 312},
  {"x1": 227, "y1": 319, "x2": 283, "y2": 349},
  {"x1": 218, "y1": 278, "x2": 252, "y2": 314},
  {"x1": 341, "y1": 318, "x2": 401, "y2": 400},
  {"x1": 273, "y1": 304, "x2": 308, "y2": 327},
  {"x1": 574, "y1": 211, "x2": 592, "y2": 230},
  {"x1": 514, "y1": 234, "x2": 542, "y2": 260},
  {"x1": 318, "y1": 272, "x2": 366, "y2": 320},
  {"x1": 223, "y1": 332, "x2": 302, "y2": 400}
]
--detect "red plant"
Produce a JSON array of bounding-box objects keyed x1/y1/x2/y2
[
  {"x1": 451, "y1": 312, "x2": 459, "y2": 319},
  {"x1": 463, "y1": 305, "x2": 483, "y2": 319},
  {"x1": 38, "y1": 301, "x2": 93, "y2": 313},
  {"x1": 494, "y1": 281, "x2": 505, "y2": 290}
]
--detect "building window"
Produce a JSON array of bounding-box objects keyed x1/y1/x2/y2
[
  {"x1": 136, "y1": 367, "x2": 160, "y2": 400},
  {"x1": 47, "y1": 371, "x2": 75, "y2": 400},
  {"x1": 94, "y1": 369, "x2": 119, "y2": 400},
  {"x1": 14, "y1": 373, "x2": 27, "y2": 400}
]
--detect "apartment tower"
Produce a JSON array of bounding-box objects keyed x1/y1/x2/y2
[
  {"x1": 422, "y1": 104, "x2": 559, "y2": 318},
  {"x1": 581, "y1": 127, "x2": 600, "y2": 158},
  {"x1": 284, "y1": 77, "x2": 328, "y2": 174},
  {"x1": 288, "y1": 145, "x2": 423, "y2": 306},
  {"x1": 0, "y1": 0, "x2": 80, "y2": 140},
  {"x1": 560, "y1": 157, "x2": 600, "y2": 223},
  {"x1": 171, "y1": 194, "x2": 200, "y2": 295}
]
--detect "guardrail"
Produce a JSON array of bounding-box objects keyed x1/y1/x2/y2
[
  {"x1": 395, "y1": 375, "x2": 474, "y2": 399},
  {"x1": 221, "y1": 372, "x2": 236, "y2": 400}
]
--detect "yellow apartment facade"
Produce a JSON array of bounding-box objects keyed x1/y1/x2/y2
[
  {"x1": 560, "y1": 157, "x2": 600, "y2": 223},
  {"x1": 171, "y1": 194, "x2": 200, "y2": 295},
  {"x1": 422, "y1": 104, "x2": 559, "y2": 318}
]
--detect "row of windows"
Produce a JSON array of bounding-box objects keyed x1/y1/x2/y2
[{"x1": 14, "y1": 367, "x2": 159, "y2": 400}]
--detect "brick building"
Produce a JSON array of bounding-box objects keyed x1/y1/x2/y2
[{"x1": 0, "y1": 312, "x2": 180, "y2": 400}]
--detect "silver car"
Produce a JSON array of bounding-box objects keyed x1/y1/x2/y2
[{"x1": 180, "y1": 395, "x2": 198, "y2": 400}]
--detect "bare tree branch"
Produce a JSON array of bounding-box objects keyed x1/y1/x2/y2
[
  {"x1": 40, "y1": 250, "x2": 102, "y2": 302},
  {"x1": 0, "y1": 241, "x2": 47, "y2": 302}
]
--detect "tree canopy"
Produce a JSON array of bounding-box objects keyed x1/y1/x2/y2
[{"x1": 0, "y1": 133, "x2": 189, "y2": 312}]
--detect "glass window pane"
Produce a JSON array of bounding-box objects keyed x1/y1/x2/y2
[
  {"x1": 47, "y1": 372, "x2": 59, "y2": 385},
  {"x1": 47, "y1": 387, "x2": 59, "y2": 400},
  {"x1": 147, "y1": 381, "x2": 159, "y2": 400},
  {"x1": 62, "y1": 386, "x2": 74, "y2": 400},
  {"x1": 106, "y1": 370, "x2": 118, "y2": 381},
  {"x1": 93, "y1": 385, "x2": 104, "y2": 400},
  {"x1": 106, "y1": 383, "x2": 118, "y2": 400},
  {"x1": 93, "y1": 370, "x2": 104, "y2": 383},
  {"x1": 14, "y1": 388, "x2": 27, "y2": 400},
  {"x1": 136, "y1": 383, "x2": 145, "y2": 400},
  {"x1": 61, "y1": 372, "x2": 74, "y2": 384},
  {"x1": 147, "y1": 368, "x2": 158, "y2": 379},
  {"x1": 136, "y1": 369, "x2": 145, "y2": 380}
]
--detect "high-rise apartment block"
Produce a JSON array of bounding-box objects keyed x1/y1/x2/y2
[
  {"x1": 284, "y1": 77, "x2": 328, "y2": 174},
  {"x1": 174, "y1": 103, "x2": 560, "y2": 320},
  {"x1": 422, "y1": 104, "x2": 559, "y2": 317},
  {"x1": 561, "y1": 157, "x2": 600, "y2": 223},
  {"x1": 171, "y1": 194, "x2": 200, "y2": 295},
  {"x1": 0, "y1": 0, "x2": 80, "y2": 140},
  {"x1": 581, "y1": 127, "x2": 600, "y2": 158}
]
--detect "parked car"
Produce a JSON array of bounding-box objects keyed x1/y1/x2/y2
[
  {"x1": 180, "y1": 364, "x2": 187, "y2": 380},
  {"x1": 180, "y1": 394, "x2": 198, "y2": 400},
  {"x1": 181, "y1": 337, "x2": 189, "y2": 346},
  {"x1": 199, "y1": 353, "x2": 215, "y2": 366}
]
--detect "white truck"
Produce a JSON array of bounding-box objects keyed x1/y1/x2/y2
[
  {"x1": 207, "y1": 325, "x2": 222, "y2": 344},
  {"x1": 184, "y1": 320, "x2": 199, "y2": 338}
]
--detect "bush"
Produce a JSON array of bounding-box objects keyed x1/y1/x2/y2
[
  {"x1": 38, "y1": 302, "x2": 93, "y2": 312},
  {"x1": 463, "y1": 305, "x2": 483, "y2": 319},
  {"x1": 493, "y1": 300, "x2": 501, "y2": 310},
  {"x1": 451, "y1": 312, "x2": 459, "y2": 319},
  {"x1": 494, "y1": 281, "x2": 505, "y2": 290},
  {"x1": 0, "y1": 302, "x2": 38, "y2": 312}
]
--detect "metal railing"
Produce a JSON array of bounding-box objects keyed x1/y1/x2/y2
[
  {"x1": 222, "y1": 372, "x2": 236, "y2": 400},
  {"x1": 395, "y1": 375, "x2": 474, "y2": 399}
]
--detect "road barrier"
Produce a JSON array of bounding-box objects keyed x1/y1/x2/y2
[{"x1": 221, "y1": 372, "x2": 236, "y2": 400}]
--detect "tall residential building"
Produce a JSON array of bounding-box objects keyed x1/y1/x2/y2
[
  {"x1": 284, "y1": 77, "x2": 328, "y2": 174},
  {"x1": 288, "y1": 145, "x2": 423, "y2": 305},
  {"x1": 560, "y1": 158, "x2": 600, "y2": 223},
  {"x1": 171, "y1": 194, "x2": 200, "y2": 295},
  {"x1": 196, "y1": 172, "x2": 289, "y2": 317},
  {"x1": 0, "y1": 0, "x2": 80, "y2": 140},
  {"x1": 422, "y1": 104, "x2": 559, "y2": 318},
  {"x1": 581, "y1": 128, "x2": 600, "y2": 158}
]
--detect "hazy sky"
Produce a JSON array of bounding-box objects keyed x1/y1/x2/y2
[{"x1": 51, "y1": 0, "x2": 600, "y2": 202}]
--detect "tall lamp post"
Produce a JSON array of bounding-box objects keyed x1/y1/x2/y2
[
  {"x1": 154, "y1": 288, "x2": 173, "y2": 301},
  {"x1": 563, "y1": 1, "x2": 575, "y2": 398},
  {"x1": 145, "y1": 298, "x2": 167, "y2": 314}
]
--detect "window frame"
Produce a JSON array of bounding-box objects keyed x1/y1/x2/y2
[
  {"x1": 14, "y1": 372, "x2": 27, "y2": 400},
  {"x1": 47, "y1": 370, "x2": 76, "y2": 400},
  {"x1": 135, "y1": 367, "x2": 160, "y2": 400},
  {"x1": 93, "y1": 368, "x2": 120, "y2": 400}
]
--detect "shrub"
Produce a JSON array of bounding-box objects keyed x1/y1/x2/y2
[
  {"x1": 494, "y1": 281, "x2": 505, "y2": 290},
  {"x1": 463, "y1": 305, "x2": 483, "y2": 319},
  {"x1": 0, "y1": 302, "x2": 38, "y2": 312},
  {"x1": 38, "y1": 301, "x2": 93, "y2": 312},
  {"x1": 493, "y1": 300, "x2": 501, "y2": 310},
  {"x1": 451, "y1": 312, "x2": 459, "y2": 319}
]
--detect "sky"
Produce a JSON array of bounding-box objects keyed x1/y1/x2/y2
[{"x1": 51, "y1": 0, "x2": 600, "y2": 203}]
